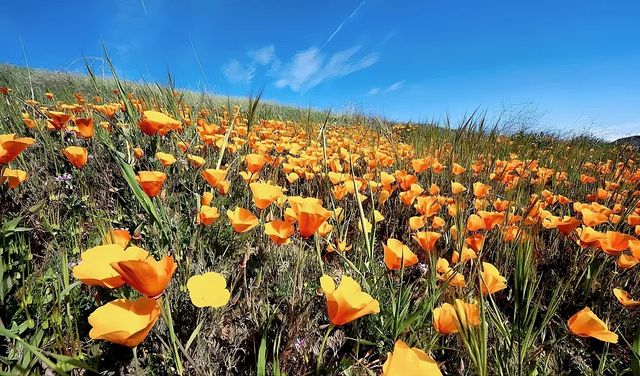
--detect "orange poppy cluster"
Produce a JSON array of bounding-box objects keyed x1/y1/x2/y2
[
  {"x1": 1, "y1": 133, "x2": 35, "y2": 188},
  {"x1": 71, "y1": 229, "x2": 229, "y2": 347},
  {"x1": 4, "y1": 86, "x2": 640, "y2": 372}
]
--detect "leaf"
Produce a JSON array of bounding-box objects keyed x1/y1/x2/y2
[
  {"x1": 631, "y1": 327, "x2": 640, "y2": 376},
  {"x1": 0, "y1": 327, "x2": 68, "y2": 376},
  {"x1": 257, "y1": 329, "x2": 267, "y2": 376},
  {"x1": 59, "y1": 281, "x2": 81, "y2": 300}
]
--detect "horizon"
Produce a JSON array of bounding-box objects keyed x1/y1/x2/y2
[{"x1": 1, "y1": 1, "x2": 639, "y2": 140}]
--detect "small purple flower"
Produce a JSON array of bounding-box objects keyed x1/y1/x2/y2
[
  {"x1": 53, "y1": 173, "x2": 73, "y2": 182},
  {"x1": 293, "y1": 337, "x2": 305, "y2": 352}
]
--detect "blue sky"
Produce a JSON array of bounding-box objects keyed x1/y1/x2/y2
[{"x1": 1, "y1": 1, "x2": 639, "y2": 139}]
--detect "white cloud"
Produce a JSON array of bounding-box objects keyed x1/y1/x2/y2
[
  {"x1": 321, "y1": 0, "x2": 366, "y2": 49},
  {"x1": 248, "y1": 45, "x2": 276, "y2": 66},
  {"x1": 367, "y1": 80, "x2": 405, "y2": 96},
  {"x1": 222, "y1": 43, "x2": 379, "y2": 91},
  {"x1": 274, "y1": 45, "x2": 379, "y2": 92},
  {"x1": 386, "y1": 80, "x2": 405, "y2": 92},
  {"x1": 589, "y1": 121, "x2": 640, "y2": 141},
  {"x1": 222, "y1": 59, "x2": 256, "y2": 85},
  {"x1": 222, "y1": 45, "x2": 277, "y2": 85}
]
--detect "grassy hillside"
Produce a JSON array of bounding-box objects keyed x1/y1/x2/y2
[{"x1": 1, "y1": 63, "x2": 640, "y2": 375}]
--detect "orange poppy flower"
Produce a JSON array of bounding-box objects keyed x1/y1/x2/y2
[
  {"x1": 413, "y1": 231, "x2": 441, "y2": 252},
  {"x1": 478, "y1": 211, "x2": 505, "y2": 230},
  {"x1": 47, "y1": 111, "x2": 72, "y2": 130},
  {"x1": 62, "y1": 146, "x2": 88, "y2": 168},
  {"x1": 567, "y1": 307, "x2": 618, "y2": 343},
  {"x1": 382, "y1": 340, "x2": 442, "y2": 376},
  {"x1": 413, "y1": 196, "x2": 442, "y2": 218},
  {"x1": 1, "y1": 168, "x2": 28, "y2": 188},
  {"x1": 199, "y1": 205, "x2": 220, "y2": 225},
  {"x1": 202, "y1": 191, "x2": 214, "y2": 206},
  {"x1": 396, "y1": 171, "x2": 418, "y2": 190},
  {"x1": 74, "y1": 117, "x2": 94, "y2": 139},
  {"x1": 226, "y1": 207, "x2": 259, "y2": 233},
  {"x1": 617, "y1": 254, "x2": 638, "y2": 269},
  {"x1": 23, "y1": 118, "x2": 36, "y2": 129},
  {"x1": 458, "y1": 245, "x2": 477, "y2": 263},
  {"x1": 409, "y1": 215, "x2": 427, "y2": 230},
  {"x1": 317, "y1": 221, "x2": 334, "y2": 237},
  {"x1": 264, "y1": 220, "x2": 294, "y2": 244},
  {"x1": 135, "y1": 171, "x2": 167, "y2": 197},
  {"x1": 319, "y1": 274, "x2": 380, "y2": 326},
  {"x1": 186, "y1": 272, "x2": 231, "y2": 308},
  {"x1": 411, "y1": 158, "x2": 432, "y2": 173},
  {"x1": 0, "y1": 134, "x2": 36, "y2": 164},
  {"x1": 250, "y1": 182, "x2": 283, "y2": 209},
  {"x1": 88, "y1": 297, "x2": 161, "y2": 347},
  {"x1": 472, "y1": 182, "x2": 491, "y2": 199},
  {"x1": 628, "y1": 214, "x2": 640, "y2": 227},
  {"x1": 598, "y1": 231, "x2": 634, "y2": 255},
  {"x1": 111, "y1": 255, "x2": 177, "y2": 298},
  {"x1": 104, "y1": 229, "x2": 132, "y2": 248},
  {"x1": 245, "y1": 153, "x2": 267, "y2": 174},
  {"x1": 288, "y1": 196, "x2": 331, "y2": 238},
  {"x1": 187, "y1": 154, "x2": 206, "y2": 168},
  {"x1": 156, "y1": 152, "x2": 176, "y2": 167},
  {"x1": 465, "y1": 233, "x2": 485, "y2": 252},
  {"x1": 480, "y1": 262, "x2": 507, "y2": 295},
  {"x1": 133, "y1": 147, "x2": 144, "y2": 159},
  {"x1": 438, "y1": 265, "x2": 466, "y2": 287},
  {"x1": 543, "y1": 216, "x2": 581, "y2": 235},
  {"x1": 399, "y1": 184, "x2": 424, "y2": 206},
  {"x1": 138, "y1": 110, "x2": 181, "y2": 136},
  {"x1": 286, "y1": 172, "x2": 300, "y2": 184},
  {"x1": 613, "y1": 288, "x2": 640, "y2": 307},
  {"x1": 630, "y1": 239, "x2": 640, "y2": 259},
  {"x1": 201, "y1": 168, "x2": 227, "y2": 189},
  {"x1": 577, "y1": 226, "x2": 605, "y2": 247},
  {"x1": 581, "y1": 208, "x2": 608, "y2": 227},
  {"x1": 432, "y1": 299, "x2": 481, "y2": 335},
  {"x1": 327, "y1": 239, "x2": 352, "y2": 253},
  {"x1": 452, "y1": 163, "x2": 466, "y2": 175},
  {"x1": 383, "y1": 238, "x2": 418, "y2": 270},
  {"x1": 73, "y1": 244, "x2": 149, "y2": 288},
  {"x1": 451, "y1": 181, "x2": 466, "y2": 195},
  {"x1": 431, "y1": 216, "x2": 445, "y2": 229},
  {"x1": 467, "y1": 214, "x2": 484, "y2": 232}
]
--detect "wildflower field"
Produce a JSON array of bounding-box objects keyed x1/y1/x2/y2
[{"x1": 1, "y1": 63, "x2": 640, "y2": 375}]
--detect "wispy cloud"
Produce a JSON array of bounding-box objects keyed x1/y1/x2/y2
[
  {"x1": 588, "y1": 121, "x2": 640, "y2": 141},
  {"x1": 221, "y1": 45, "x2": 276, "y2": 85},
  {"x1": 222, "y1": 59, "x2": 256, "y2": 84},
  {"x1": 367, "y1": 80, "x2": 406, "y2": 95},
  {"x1": 381, "y1": 31, "x2": 396, "y2": 45},
  {"x1": 274, "y1": 45, "x2": 378, "y2": 92},
  {"x1": 223, "y1": 43, "x2": 379, "y2": 91},
  {"x1": 248, "y1": 45, "x2": 276, "y2": 66},
  {"x1": 222, "y1": 1, "x2": 376, "y2": 90},
  {"x1": 321, "y1": 0, "x2": 366, "y2": 50},
  {"x1": 387, "y1": 80, "x2": 405, "y2": 92}
]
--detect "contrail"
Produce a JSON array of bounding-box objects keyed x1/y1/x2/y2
[{"x1": 321, "y1": 0, "x2": 366, "y2": 50}]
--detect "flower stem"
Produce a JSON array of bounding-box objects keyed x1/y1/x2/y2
[
  {"x1": 133, "y1": 346, "x2": 141, "y2": 376},
  {"x1": 316, "y1": 324, "x2": 335, "y2": 374},
  {"x1": 160, "y1": 298, "x2": 183, "y2": 375}
]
